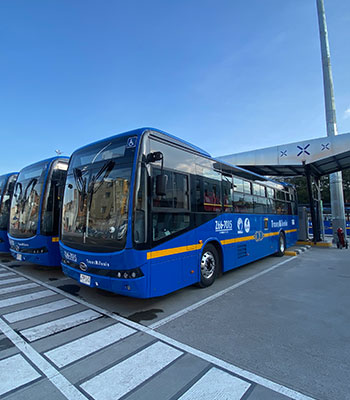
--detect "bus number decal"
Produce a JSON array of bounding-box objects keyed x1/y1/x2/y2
[
  {"x1": 215, "y1": 220, "x2": 233, "y2": 234},
  {"x1": 64, "y1": 250, "x2": 77, "y2": 263}
]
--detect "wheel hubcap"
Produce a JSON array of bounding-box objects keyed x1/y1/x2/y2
[
  {"x1": 280, "y1": 236, "x2": 285, "y2": 252},
  {"x1": 201, "y1": 251, "x2": 216, "y2": 279}
]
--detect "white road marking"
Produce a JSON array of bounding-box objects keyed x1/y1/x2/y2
[
  {"x1": 0, "y1": 353, "x2": 41, "y2": 396},
  {"x1": 20, "y1": 309, "x2": 102, "y2": 342},
  {"x1": 150, "y1": 256, "x2": 295, "y2": 329},
  {"x1": 0, "y1": 282, "x2": 38, "y2": 295},
  {"x1": 0, "y1": 277, "x2": 27, "y2": 286},
  {"x1": 3, "y1": 299, "x2": 77, "y2": 323},
  {"x1": 80, "y1": 341, "x2": 183, "y2": 400},
  {"x1": 44, "y1": 323, "x2": 136, "y2": 368},
  {"x1": 0, "y1": 318, "x2": 88, "y2": 400},
  {"x1": 0, "y1": 261, "x2": 316, "y2": 400},
  {"x1": 0, "y1": 272, "x2": 16, "y2": 278},
  {"x1": 178, "y1": 367, "x2": 250, "y2": 400},
  {"x1": 0, "y1": 289, "x2": 55, "y2": 308}
]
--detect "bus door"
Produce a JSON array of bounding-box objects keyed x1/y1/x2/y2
[{"x1": 149, "y1": 168, "x2": 195, "y2": 295}]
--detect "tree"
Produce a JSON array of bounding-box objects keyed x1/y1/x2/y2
[{"x1": 284, "y1": 169, "x2": 350, "y2": 206}]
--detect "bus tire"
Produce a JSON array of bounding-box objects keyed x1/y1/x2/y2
[
  {"x1": 275, "y1": 232, "x2": 286, "y2": 257},
  {"x1": 197, "y1": 244, "x2": 219, "y2": 288}
]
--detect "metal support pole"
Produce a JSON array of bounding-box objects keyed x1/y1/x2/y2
[
  {"x1": 305, "y1": 166, "x2": 320, "y2": 243},
  {"x1": 316, "y1": 0, "x2": 347, "y2": 242},
  {"x1": 314, "y1": 177, "x2": 324, "y2": 241}
]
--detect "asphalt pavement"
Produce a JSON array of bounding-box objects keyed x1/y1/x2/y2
[{"x1": 0, "y1": 245, "x2": 349, "y2": 400}]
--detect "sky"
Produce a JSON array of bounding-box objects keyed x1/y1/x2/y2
[{"x1": 1, "y1": 0, "x2": 349, "y2": 175}]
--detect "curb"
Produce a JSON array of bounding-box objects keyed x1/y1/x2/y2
[
  {"x1": 297, "y1": 241, "x2": 332, "y2": 248},
  {"x1": 285, "y1": 245, "x2": 311, "y2": 257}
]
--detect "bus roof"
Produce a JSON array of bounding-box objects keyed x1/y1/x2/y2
[
  {"x1": 214, "y1": 157, "x2": 293, "y2": 189},
  {"x1": 0, "y1": 172, "x2": 18, "y2": 180},
  {"x1": 18, "y1": 156, "x2": 69, "y2": 172},
  {"x1": 70, "y1": 127, "x2": 212, "y2": 158},
  {"x1": 70, "y1": 127, "x2": 291, "y2": 189}
]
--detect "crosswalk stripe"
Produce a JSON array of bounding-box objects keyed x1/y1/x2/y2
[
  {"x1": 80, "y1": 341, "x2": 183, "y2": 400},
  {"x1": 3, "y1": 299, "x2": 77, "y2": 323},
  {"x1": 0, "y1": 282, "x2": 38, "y2": 295},
  {"x1": 0, "y1": 272, "x2": 16, "y2": 278},
  {"x1": 20, "y1": 310, "x2": 102, "y2": 342},
  {"x1": 178, "y1": 367, "x2": 251, "y2": 400},
  {"x1": 0, "y1": 354, "x2": 41, "y2": 396},
  {"x1": 0, "y1": 317, "x2": 88, "y2": 400},
  {"x1": 45, "y1": 323, "x2": 136, "y2": 368},
  {"x1": 0, "y1": 277, "x2": 27, "y2": 286},
  {"x1": 0, "y1": 289, "x2": 56, "y2": 308}
]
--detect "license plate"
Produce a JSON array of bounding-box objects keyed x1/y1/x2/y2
[
  {"x1": 16, "y1": 253, "x2": 22, "y2": 261},
  {"x1": 79, "y1": 273, "x2": 91, "y2": 286}
]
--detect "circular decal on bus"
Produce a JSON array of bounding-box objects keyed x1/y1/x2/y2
[
  {"x1": 237, "y1": 218, "x2": 243, "y2": 234},
  {"x1": 244, "y1": 218, "x2": 250, "y2": 233}
]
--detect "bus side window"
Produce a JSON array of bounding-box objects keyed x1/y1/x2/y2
[
  {"x1": 244, "y1": 195, "x2": 254, "y2": 213},
  {"x1": 152, "y1": 168, "x2": 189, "y2": 210},
  {"x1": 203, "y1": 179, "x2": 221, "y2": 212},
  {"x1": 204, "y1": 182, "x2": 212, "y2": 211},
  {"x1": 267, "y1": 198, "x2": 276, "y2": 214},
  {"x1": 233, "y1": 192, "x2": 244, "y2": 212},
  {"x1": 254, "y1": 196, "x2": 267, "y2": 214},
  {"x1": 222, "y1": 175, "x2": 233, "y2": 213},
  {"x1": 152, "y1": 213, "x2": 190, "y2": 241}
]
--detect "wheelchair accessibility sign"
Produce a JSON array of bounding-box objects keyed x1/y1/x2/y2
[{"x1": 126, "y1": 137, "x2": 137, "y2": 148}]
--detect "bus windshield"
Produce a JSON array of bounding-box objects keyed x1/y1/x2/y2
[
  {"x1": 0, "y1": 174, "x2": 17, "y2": 230},
  {"x1": 61, "y1": 136, "x2": 136, "y2": 252},
  {"x1": 9, "y1": 162, "x2": 48, "y2": 238}
]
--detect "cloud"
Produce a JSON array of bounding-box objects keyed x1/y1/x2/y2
[{"x1": 344, "y1": 107, "x2": 350, "y2": 120}]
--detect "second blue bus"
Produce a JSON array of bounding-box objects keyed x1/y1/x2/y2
[
  {"x1": 0, "y1": 172, "x2": 18, "y2": 252},
  {"x1": 9, "y1": 156, "x2": 69, "y2": 266}
]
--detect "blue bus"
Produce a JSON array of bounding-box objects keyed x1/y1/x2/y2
[
  {"x1": 8, "y1": 157, "x2": 69, "y2": 266},
  {"x1": 306, "y1": 205, "x2": 350, "y2": 236},
  {"x1": 0, "y1": 173, "x2": 18, "y2": 252},
  {"x1": 60, "y1": 128, "x2": 298, "y2": 298}
]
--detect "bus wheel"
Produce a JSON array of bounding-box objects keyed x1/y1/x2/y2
[
  {"x1": 275, "y1": 232, "x2": 286, "y2": 257},
  {"x1": 198, "y1": 244, "x2": 219, "y2": 288}
]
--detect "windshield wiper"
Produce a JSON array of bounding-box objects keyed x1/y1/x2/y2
[
  {"x1": 73, "y1": 168, "x2": 88, "y2": 212},
  {"x1": 14, "y1": 182, "x2": 23, "y2": 201},
  {"x1": 87, "y1": 160, "x2": 115, "y2": 211},
  {"x1": 19, "y1": 178, "x2": 37, "y2": 213}
]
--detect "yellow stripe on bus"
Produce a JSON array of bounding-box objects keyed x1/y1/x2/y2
[
  {"x1": 147, "y1": 229, "x2": 298, "y2": 260},
  {"x1": 285, "y1": 229, "x2": 297, "y2": 234},
  {"x1": 262, "y1": 232, "x2": 279, "y2": 238},
  {"x1": 147, "y1": 243, "x2": 203, "y2": 260},
  {"x1": 220, "y1": 235, "x2": 255, "y2": 245}
]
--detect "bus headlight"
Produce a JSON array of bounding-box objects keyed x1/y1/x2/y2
[{"x1": 116, "y1": 268, "x2": 143, "y2": 279}]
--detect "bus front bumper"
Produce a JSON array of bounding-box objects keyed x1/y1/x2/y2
[{"x1": 61, "y1": 262, "x2": 149, "y2": 298}]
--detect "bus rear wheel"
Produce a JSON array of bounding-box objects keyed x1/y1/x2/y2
[
  {"x1": 275, "y1": 232, "x2": 286, "y2": 257},
  {"x1": 197, "y1": 244, "x2": 219, "y2": 288}
]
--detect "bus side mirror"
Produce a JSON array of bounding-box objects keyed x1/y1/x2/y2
[
  {"x1": 146, "y1": 151, "x2": 163, "y2": 163},
  {"x1": 156, "y1": 174, "x2": 167, "y2": 196},
  {"x1": 147, "y1": 151, "x2": 166, "y2": 196}
]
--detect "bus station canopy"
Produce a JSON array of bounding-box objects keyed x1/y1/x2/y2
[{"x1": 218, "y1": 132, "x2": 350, "y2": 178}]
